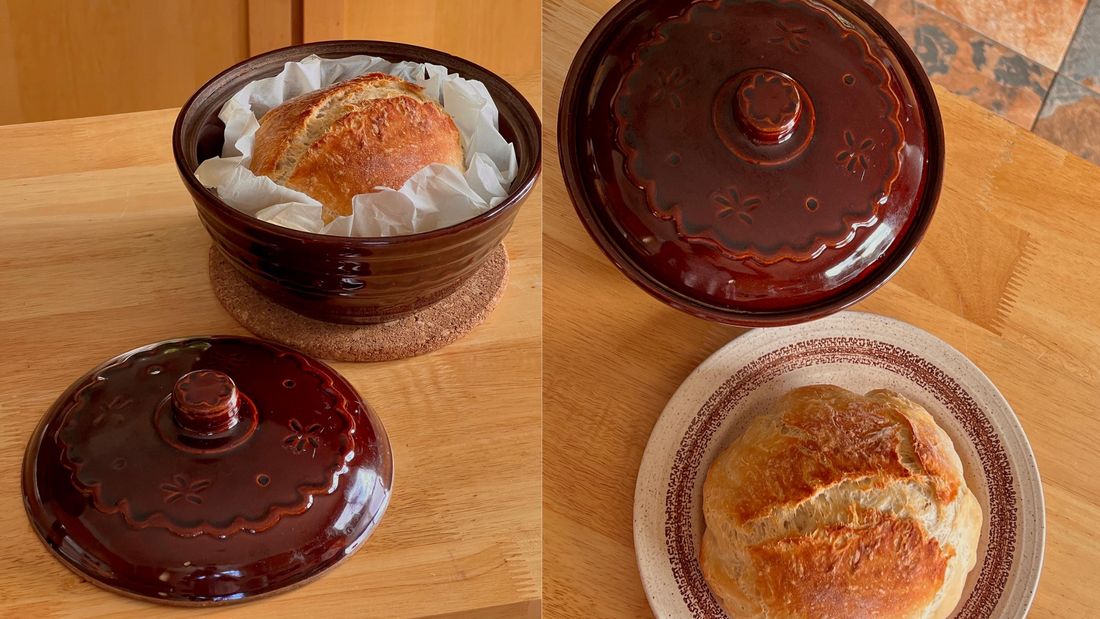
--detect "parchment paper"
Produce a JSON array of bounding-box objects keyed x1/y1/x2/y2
[{"x1": 194, "y1": 54, "x2": 518, "y2": 236}]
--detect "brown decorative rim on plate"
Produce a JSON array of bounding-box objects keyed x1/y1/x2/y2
[{"x1": 634, "y1": 312, "x2": 1044, "y2": 618}]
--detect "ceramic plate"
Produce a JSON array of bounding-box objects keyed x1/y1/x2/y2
[{"x1": 634, "y1": 311, "x2": 1044, "y2": 619}]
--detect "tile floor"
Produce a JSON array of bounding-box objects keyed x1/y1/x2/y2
[{"x1": 869, "y1": 0, "x2": 1100, "y2": 166}]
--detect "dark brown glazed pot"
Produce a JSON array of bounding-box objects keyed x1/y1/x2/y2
[
  {"x1": 559, "y1": 0, "x2": 944, "y2": 327},
  {"x1": 174, "y1": 41, "x2": 542, "y2": 324},
  {"x1": 22, "y1": 337, "x2": 393, "y2": 605}
]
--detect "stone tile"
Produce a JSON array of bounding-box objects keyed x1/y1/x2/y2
[
  {"x1": 1061, "y1": 0, "x2": 1100, "y2": 93},
  {"x1": 1033, "y1": 75, "x2": 1100, "y2": 164},
  {"x1": 920, "y1": 0, "x2": 1089, "y2": 69},
  {"x1": 875, "y1": 0, "x2": 1056, "y2": 128}
]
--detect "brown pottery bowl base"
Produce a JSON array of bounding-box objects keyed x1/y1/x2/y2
[{"x1": 210, "y1": 244, "x2": 509, "y2": 362}]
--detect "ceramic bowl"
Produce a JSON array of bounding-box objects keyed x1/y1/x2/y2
[
  {"x1": 174, "y1": 41, "x2": 541, "y2": 324},
  {"x1": 634, "y1": 312, "x2": 1044, "y2": 618}
]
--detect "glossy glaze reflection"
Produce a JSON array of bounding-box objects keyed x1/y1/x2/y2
[
  {"x1": 561, "y1": 0, "x2": 943, "y2": 325},
  {"x1": 174, "y1": 42, "x2": 542, "y2": 324},
  {"x1": 22, "y1": 337, "x2": 393, "y2": 605}
]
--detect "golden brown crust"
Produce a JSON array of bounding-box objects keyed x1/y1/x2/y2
[
  {"x1": 286, "y1": 96, "x2": 463, "y2": 218},
  {"x1": 745, "y1": 513, "x2": 949, "y2": 619},
  {"x1": 866, "y1": 389, "x2": 963, "y2": 504},
  {"x1": 248, "y1": 72, "x2": 463, "y2": 221},
  {"x1": 248, "y1": 88, "x2": 324, "y2": 181},
  {"x1": 700, "y1": 385, "x2": 982, "y2": 619}
]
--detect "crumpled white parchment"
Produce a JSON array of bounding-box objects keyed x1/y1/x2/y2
[{"x1": 194, "y1": 54, "x2": 518, "y2": 237}]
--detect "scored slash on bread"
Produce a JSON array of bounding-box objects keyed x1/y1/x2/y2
[
  {"x1": 700, "y1": 385, "x2": 982, "y2": 619},
  {"x1": 249, "y1": 72, "x2": 464, "y2": 223}
]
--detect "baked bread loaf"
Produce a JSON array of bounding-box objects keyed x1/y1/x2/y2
[
  {"x1": 700, "y1": 385, "x2": 981, "y2": 619},
  {"x1": 249, "y1": 72, "x2": 464, "y2": 222}
]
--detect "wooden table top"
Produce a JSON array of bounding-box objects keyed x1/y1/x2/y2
[
  {"x1": 544, "y1": 1, "x2": 1100, "y2": 618},
  {"x1": 0, "y1": 73, "x2": 541, "y2": 618}
]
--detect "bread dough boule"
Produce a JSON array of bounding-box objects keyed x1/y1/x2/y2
[
  {"x1": 700, "y1": 384, "x2": 982, "y2": 619},
  {"x1": 249, "y1": 72, "x2": 464, "y2": 222}
]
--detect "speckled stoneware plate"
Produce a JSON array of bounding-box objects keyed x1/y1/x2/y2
[{"x1": 634, "y1": 311, "x2": 1044, "y2": 619}]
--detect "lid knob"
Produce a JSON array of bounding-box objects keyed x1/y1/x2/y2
[
  {"x1": 734, "y1": 69, "x2": 803, "y2": 144},
  {"x1": 172, "y1": 370, "x2": 240, "y2": 434}
]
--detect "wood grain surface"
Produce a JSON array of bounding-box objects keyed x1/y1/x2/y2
[
  {"x1": 543, "y1": 1, "x2": 1100, "y2": 618},
  {"x1": 249, "y1": 0, "x2": 301, "y2": 56},
  {"x1": 305, "y1": 0, "x2": 543, "y2": 77},
  {"x1": 0, "y1": 0, "x2": 250, "y2": 126},
  {"x1": 0, "y1": 72, "x2": 541, "y2": 618},
  {"x1": 0, "y1": 0, "x2": 539, "y2": 126}
]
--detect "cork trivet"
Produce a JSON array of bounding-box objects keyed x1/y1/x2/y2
[{"x1": 209, "y1": 244, "x2": 509, "y2": 362}]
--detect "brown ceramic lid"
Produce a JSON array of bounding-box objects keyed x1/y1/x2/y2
[
  {"x1": 22, "y1": 336, "x2": 393, "y2": 605},
  {"x1": 559, "y1": 0, "x2": 943, "y2": 326}
]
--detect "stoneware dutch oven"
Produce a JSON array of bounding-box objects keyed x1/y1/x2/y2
[
  {"x1": 175, "y1": 41, "x2": 542, "y2": 324},
  {"x1": 559, "y1": 0, "x2": 944, "y2": 326}
]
